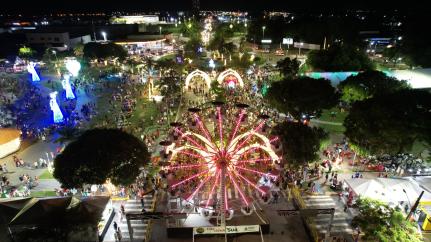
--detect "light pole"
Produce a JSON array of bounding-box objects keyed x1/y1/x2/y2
[
  {"x1": 299, "y1": 42, "x2": 304, "y2": 56},
  {"x1": 262, "y1": 26, "x2": 266, "y2": 39},
  {"x1": 159, "y1": 26, "x2": 162, "y2": 35},
  {"x1": 101, "y1": 31, "x2": 107, "y2": 42}
]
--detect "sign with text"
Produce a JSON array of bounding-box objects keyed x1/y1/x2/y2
[
  {"x1": 283, "y1": 38, "x2": 293, "y2": 45},
  {"x1": 193, "y1": 225, "x2": 260, "y2": 235}
]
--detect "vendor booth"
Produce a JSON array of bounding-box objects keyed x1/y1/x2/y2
[{"x1": 0, "y1": 128, "x2": 21, "y2": 158}]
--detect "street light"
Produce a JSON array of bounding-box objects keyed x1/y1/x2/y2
[
  {"x1": 159, "y1": 26, "x2": 162, "y2": 35},
  {"x1": 262, "y1": 26, "x2": 266, "y2": 39},
  {"x1": 101, "y1": 31, "x2": 107, "y2": 41},
  {"x1": 299, "y1": 42, "x2": 304, "y2": 56},
  {"x1": 229, "y1": 24, "x2": 233, "y2": 29}
]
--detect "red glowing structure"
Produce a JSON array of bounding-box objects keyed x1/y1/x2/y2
[{"x1": 161, "y1": 102, "x2": 281, "y2": 226}]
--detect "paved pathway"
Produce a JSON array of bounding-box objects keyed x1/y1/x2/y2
[{"x1": 103, "y1": 194, "x2": 155, "y2": 242}]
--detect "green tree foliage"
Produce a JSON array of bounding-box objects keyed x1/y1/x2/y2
[
  {"x1": 307, "y1": 44, "x2": 374, "y2": 71},
  {"x1": 184, "y1": 37, "x2": 202, "y2": 59},
  {"x1": 53, "y1": 129, "x2": 150, "y2": 188},
  {"x1": 272, "y1": 122, "x2": 329, "y2": 167},
  {"x1": 83, "y1": 42, "x2": 127, "y2": 60},
  {"x1": 73, "y1": 43, "x2": 85, "y2": 57},
  {"x1": 159, "y1": 68, "x2": 181, "y2": 97},
  {"x1": 344, "y1": 89, "x2": 431, "y2": 155},
  {"x1": 18, "y1": 46, "x2": 35, "y2": 58},
  {"x1": 338, "y1": 70, "x2": 410, "y2": 104},
  {"x1": 266, "y1": 77, "x2": 339, "y2": 119},
  {"x1": 352, "y1": 198, "x2": 423, "y2": 242},
  {"x1": 276, "y1": 57, "x2": 300, "y2": 78}
]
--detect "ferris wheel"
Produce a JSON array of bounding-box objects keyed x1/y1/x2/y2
[{"x1": 160, "y1": 102, "x2": 282, "y2": 226}]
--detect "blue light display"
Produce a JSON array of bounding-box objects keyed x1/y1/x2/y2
[
  {"x1": 49, "y1": 92, "x2": 64, "y2": 123},
  {"x1": 62, "y1": 75, "x2": 75, "y2": 100},
  {"x1": 27, "y1": 62, "x2": 40, "y2": 82}
]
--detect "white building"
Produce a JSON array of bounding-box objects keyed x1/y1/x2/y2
[
  {"x1": 25, "y1": 32, "x2": 91, "y2": 49},
  {"x1": 110, "y1": 15, "x2": 161, "y2": 24}
]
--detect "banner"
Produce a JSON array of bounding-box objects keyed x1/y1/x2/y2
[{"x1": 193, "y1": 225, "x2": 260, "y2": 235}]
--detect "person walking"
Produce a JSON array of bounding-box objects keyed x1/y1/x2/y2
[
  {"x1": 120, "y1": 203, "x2": 125, "y2": 221},
  {"x1": 113, "y1": 221, "x2": 118, "y2": 231}
]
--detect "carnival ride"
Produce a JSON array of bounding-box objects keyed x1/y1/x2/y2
[{"x1": 160, "y1": 102, "x2": 282, "y2": 226}]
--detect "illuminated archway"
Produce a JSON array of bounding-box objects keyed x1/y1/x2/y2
[
  {"x1": 217, "y1": 69, "x2": 244, "y2": 88},
  {"x1": 185, "y1": 69, "x2": 211, "y2": 90}
]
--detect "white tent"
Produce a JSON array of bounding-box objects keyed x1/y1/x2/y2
[
  {"x1": 345, "y1": 178, "x2": 391, "y2": 202},
  {"x1": 345, "y1": 178, "x2": 431, "y2": 204}
]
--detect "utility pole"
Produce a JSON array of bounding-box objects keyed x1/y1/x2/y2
[
  {"x1": 323, "y1": 36, "x2": 327, "y2": 50},
  {"x1": 406, "y1": 191, "x2": 424, "y2": 221}
]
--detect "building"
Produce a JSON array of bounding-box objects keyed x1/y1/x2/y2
[
  {"x1": 0, "y1": 128, "x2": 21, "y2": 158},
  {"x1": 25, "y1": 32, "x2": 91, "y2": 50},
  {"x1": 110, "y1": 15, "x2": 161, "y2": 25}
]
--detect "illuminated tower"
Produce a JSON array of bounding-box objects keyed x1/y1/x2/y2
[
  {"x1": 27, "y1": 62, "x2": 40, "y2": 82},
  {"x1": 49, "y1": 92, "x2": 64, "y2": 123},
  {"x1": 62, "y1": 75, "x2": 75, "y2": 100}
]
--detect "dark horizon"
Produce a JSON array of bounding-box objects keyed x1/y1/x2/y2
[{"x1": 0, "y1": 0, "x2": 428, "y2": 14}]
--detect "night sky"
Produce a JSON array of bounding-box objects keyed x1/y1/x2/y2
[{"x1": 1, "y1": 0, "x2": 426, "y2": 13}]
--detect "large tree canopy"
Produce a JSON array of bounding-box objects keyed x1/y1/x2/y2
[
  {"x1": 344, "y1": 89, "x2": 431, "y2": 155},
  {"x1": 338, "y1": 70, "x2": 410, "y2": 104},
  {"x1": 266, "y1": 76, "x2": 339, "y2": 119},
  {"x1": 272, "y1": 121, "x2": 329, "y2": 167},
  {"x1": 307, "y1": 44, "x2": 373, "y2": 72},
  {"x1": 352, "y1": 198, "x2": 422, "y2": 242},
  {"x1": 53, "y1": 128, "x2": 150, "y2": 188},
  {"x1": 276, "y1": 57, "x2": 300, "y2": 79},
  {"x1": 83, "y1": 42, "x2": 127, "y2": 60}
]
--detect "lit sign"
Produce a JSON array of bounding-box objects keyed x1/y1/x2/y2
[{"x1": 261, "y1": 39, "x2": 272, "y2": 44}]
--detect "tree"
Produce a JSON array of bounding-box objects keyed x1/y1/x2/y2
[
  {"x1": 53, "y1": 129, "x2": 150, "y2": 188},
  {"x1": 272, "y1": 122, "x2": 329, "y2": 167},
  {"x1": 266, "y1": 77, "x2": 339, "y2": 119},
  {"x1": 352, "y1": 198, "x2": 423, "y2": 242},
  {"x1": 159, "y1": 68, "x2": 181, "y2": 97},
  {"x1": 344, "y1": 89, "x2": 431, "y2": 155},
  {"x1": 307, "y1": 44, "x2": 374, "y2": 71},
  {"x1": 276, "y1": 57, "x2": 300, "y2": 78},
  {"x1": 338, "y1": 70, "x2": 410, "y2": 104},
  {"x1": 73, "y1": 43, "x2": 85, "y2": 57},
  {"x1": 18, "y1": 46, "x2": 35, "y2": 59},
  {"x1": 83, "y1": 42, "x2": 127, "y2": 60}
]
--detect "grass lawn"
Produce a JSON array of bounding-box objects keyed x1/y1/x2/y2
[
  {"x1": 31, "y1": 190, "x2": 57, "y2": 197},
  {"x1": 129, "y1": 99, "x2": 160, "y2": 129},
  {"x1": 317, "y1": 123, "x2": 346, "y2": 134},
  {"x1": 39, "y1": 169, "x2": 54, "y2": 179},
  {"x1": 319, "y1": 107, "x2": 348, "y2": 124}
]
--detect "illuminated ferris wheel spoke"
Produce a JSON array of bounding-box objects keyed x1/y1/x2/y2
[
  {"x1": 175, "y1": 128, "x2": 209, "y2": 152},
  {"x1": 269, "y1": 137, "x2": 279, "y2": 144},
  {"x1": 167, "y1": 164, "x2": 207, "y2": 170},
  {"x1": 171, "y1": 169, "x2": 210, "y2": 188},
  {"x1": 227, "y1": 170, "x2": 249, "y2": 206},
  {"x1": 229, "y1": 121, "x2": 265, "y2": 154},
  {"x1": 234, "y1": 171, "x2": 267, "y2": 195},
  {"x1": 235, "y1": 158, "x2": 273, "y2": 165},
  {"x1": 186, "y1": 175, "x2": 212, "y2": 201},
  {"x1": 234, "y1": 166, "x2": 277, "y2": 179},
  {"x1": 227, "y1": 109, "x2": 245, "y2": 148},
  {"x1": 216, "y1": 107, "x2": 224, "y2": 150},
  {"x1": 176, "y1": 150, "x2": 208, "y2": 160},
  {"x1": 205, "y1": 170, "x2": 220, "y2": 208},
  {"x1": 193, "y1": 113, "x2": 214, "y2": 145}
]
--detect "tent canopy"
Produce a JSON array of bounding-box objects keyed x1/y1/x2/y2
[
  {"x1": 0, "y1": 196, "x2": 110, "y2": 226},
  {"x1": 345, "y1": 178, "x2": 431, "y2": 204}
]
